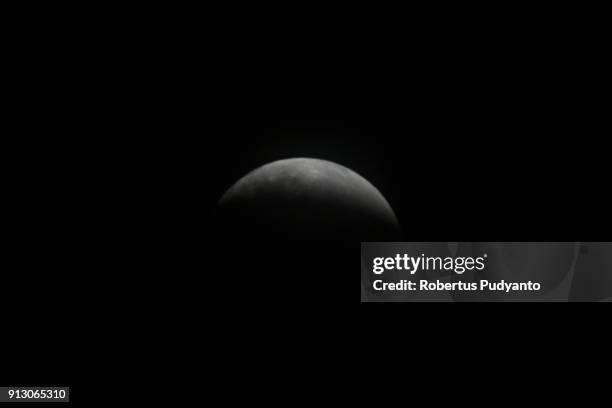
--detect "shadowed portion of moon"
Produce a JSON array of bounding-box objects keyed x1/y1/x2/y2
[{"x1": 217, "y1": 158, "x2": 401, "y2": 241}]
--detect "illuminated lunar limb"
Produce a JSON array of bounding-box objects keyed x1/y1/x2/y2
[{"x1": 218, "y1": 158, "x2": 401, "y2": 241}]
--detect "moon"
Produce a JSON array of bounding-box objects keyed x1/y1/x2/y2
[{"x1": 217, "y1": 158, "x2": 401, "y2": 241}]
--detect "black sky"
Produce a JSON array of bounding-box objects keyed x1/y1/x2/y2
[{"x1": 205, "y1": 52, "x2": 607, "y2": 242}]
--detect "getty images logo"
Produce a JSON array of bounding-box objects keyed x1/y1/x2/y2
[{"x1": 372, "y1": 253, "x2": 488, "y2": 275}]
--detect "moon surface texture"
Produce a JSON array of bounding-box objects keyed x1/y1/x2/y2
[{"x1": 217, "y1": 158, "x2": 400, "y2": 240}]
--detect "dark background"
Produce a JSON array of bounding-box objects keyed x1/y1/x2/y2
[
  {"x1": 202, "y1": 36, "x2": 610, "y2": 396},
  {"x1": 4, "y1": 10, "x2": 609, "y2": 403},
  {"x1": 201, "y1": 32, "x2": 610, "y2": 311},
  {"x1": 204, "y1": 45, "x2": 608, "y2": 242}
]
